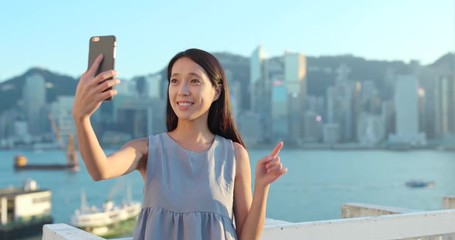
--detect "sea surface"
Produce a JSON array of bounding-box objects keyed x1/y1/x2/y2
[{"x1": 1, "y1": 148, "x2": 455, "y2": 238}]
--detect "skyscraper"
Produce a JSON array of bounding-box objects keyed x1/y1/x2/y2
[
  {"x1": 249, "y1": 46, "x2": 271, "y2": 143},
  {"x1": 271, "y1": 80, "x2": 288, "y2": 139},
  {"x1": 250, "y1": 45, "x2": 270, "y2": 112},
  {"x1": 434, "y1": 76, "x2": 451, "y2": 137},
  {"x1": 23, "y1": 73, "x2": 46, "y2": 136},
  {"x1": 284, "y1": 52, "x2": 307, "y2": 143},
  {"x1": 325, "y1": 64, "x2": 355, "y2": 142},
  {"x1": 388, "y1": 75, "x2": 426, "y2": 146}
]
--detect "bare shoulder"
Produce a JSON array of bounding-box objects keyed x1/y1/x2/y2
[
  {"x1": 233, "y1": 142, "x2": 250, "y2": 172},
  {"x1": 233, "y1": 142, "x2": 248, "y2": 158}
]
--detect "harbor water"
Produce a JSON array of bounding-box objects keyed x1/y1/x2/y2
[{"x1": 1, "y1": 148, "x2": 455, "y2": 236}]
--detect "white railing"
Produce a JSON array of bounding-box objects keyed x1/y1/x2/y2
[
  {"x1": 42, "y1": 209, "x2": 455, "y2": 240},
  {"x1": 263, "y1": 209, "x2": 455, "y2": 240}
]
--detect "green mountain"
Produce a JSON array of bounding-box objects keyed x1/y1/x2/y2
[
  {"x1": 0, "y1": 68, "x2": 78, "y2": 114},
  {"x1": 0, "y1": 52, "x2": 452, "y2": 116}
]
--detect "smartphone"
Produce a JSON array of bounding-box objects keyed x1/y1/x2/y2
[{"x1": 88, "y1": 35, "x2": 116, "y2": 101}]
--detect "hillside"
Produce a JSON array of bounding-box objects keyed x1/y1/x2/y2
[{"x1": 1, "y1": 52, "x2": 452, "y2": 115}]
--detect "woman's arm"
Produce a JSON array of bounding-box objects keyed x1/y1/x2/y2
[
  {"x1": 73, "y1": 54, "x2": 147, "y2": 180},
  {"x1": 233, "y1": 142, "x2": 287, "y2": 240},
  {"x1": 74, "y1": 117, "x2": 148, "y2": 180}
]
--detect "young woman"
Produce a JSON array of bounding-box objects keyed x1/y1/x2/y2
[{"x1": 73, "y1": 48, "x2": 287, "y2": 240}]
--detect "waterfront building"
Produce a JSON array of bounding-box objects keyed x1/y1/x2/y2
[
  {"x1": 326, "y1": 64, "x2": 356, "y2": 142},
  {"x1": 303, "y1": 111, "x2": 323, "y2": 142},
  {"x1": 357, "y1": 112, "x2": 385, "y2": 146},
  {"x1": 388, "y1": 75, "x2": 426, "y2": 146},
  {"x1": 271, "y1": 80, "x2": 288, "y2": 140},
  {"x1": 23, "y1": 73, "x2": 46, "y2": 136},
  {"x1": 434, "y1": 76, "x2": 452, "y2": 137},
  {"x1": 284, "y1": 52, "x2": 307, "y2": 144},
  {"x1": 322, "y1": 123, "x2": 340, "y2": 144},
  {"x1": 250, "y1": 46, "x2": 271, "y2": 142},
  {"x1": 237, "y1": 111, "x2": 262, "y2": 147},
  {"x1": 0, "y1": 179, "x2": 53, "y2": 239}
]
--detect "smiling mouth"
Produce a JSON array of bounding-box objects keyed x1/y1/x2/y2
[{"x1": 177, "y1": 102, "x2": 193, "y2": 107}]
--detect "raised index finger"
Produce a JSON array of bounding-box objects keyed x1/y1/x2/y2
[{"x1": 270, "y1": 141, "x2": 283, "y2": 158}]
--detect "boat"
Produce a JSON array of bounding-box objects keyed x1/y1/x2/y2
[
  {"x1": 13, "y1": 113, "x2": 79, "y2": 172},
  {"x1": 14, "y1": 133, "x2": 79, "y2": 172},
  {"x1": 70, "y1": 188, "x2": 141, "y2": 238},
  {"x1": 405, "y1": 180, "x2": 435, "y2": 188},
  {"x1": 0, "y1": 179, "x2": 53, "y2": 240}
]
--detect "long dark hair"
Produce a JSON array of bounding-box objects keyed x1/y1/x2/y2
[{"x1": 166, "y1": 48, "x2": 245, "y2": 148}]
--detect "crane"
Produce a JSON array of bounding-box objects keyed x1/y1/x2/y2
[{"x1": 48, "y1": 113, "x2": 78, "y2": 168}]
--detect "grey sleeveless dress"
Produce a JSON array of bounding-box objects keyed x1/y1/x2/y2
[{"x1": 133, "y1": 133, "x2": 238, "y2": 240}]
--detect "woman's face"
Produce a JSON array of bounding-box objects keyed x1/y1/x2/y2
[{"x1": 168, "y1": 57, "x2": 220, "y2": 122}]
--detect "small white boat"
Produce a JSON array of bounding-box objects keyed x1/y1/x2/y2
[{"x1": 70, "y1": 188, "x2": 141, "y2": 238}]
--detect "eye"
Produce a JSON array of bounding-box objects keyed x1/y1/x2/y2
[
  {"x1": 190, "y1": 79, "x2": 201, "y2": 84},
  {"x1": 170, "y1": 78, "x2": 178, "y2": 84}
]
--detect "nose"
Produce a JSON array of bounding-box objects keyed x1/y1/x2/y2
[{"x1": 178, "y1": 82, "x2": 190, "y2": 96}]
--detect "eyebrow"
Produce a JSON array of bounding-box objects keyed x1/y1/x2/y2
[{"x1": 171, "y1": 72, "x2": 202, "y2": 78}]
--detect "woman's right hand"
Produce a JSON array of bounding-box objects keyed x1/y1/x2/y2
[{"x1": 72, "y1": 54, "x2": 120, "y2": 121}]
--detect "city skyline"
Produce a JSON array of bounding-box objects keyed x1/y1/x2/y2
[
  {"x1": 1, "y1": 45, "x2": 454, "y2": 148},
  {"x1": 1, "y1": 1, "x2": 453, "y2": 82}
]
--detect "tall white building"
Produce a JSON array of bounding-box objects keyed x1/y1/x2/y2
[
  {"x1": 23, "y1": 73, "x2": 46, "y2": 136},
  {"x1": 284, "y1": 52, "x2": 307, "y2": 143},
  {"x1": 284, "y1": 52, "x2": 306, "y2": 95},
  {"x1": 250, "y1": 46, "x2": 268, "y2": 91},
  {"x1": 250, "y1": 46, "x2": 270, "y2": 112},
  {"x1": 249, "y1": 46, "x2": 271, "y2": 142},
  {"x1": 388, "y1": 75, "x2": 426, "y2": 145}
]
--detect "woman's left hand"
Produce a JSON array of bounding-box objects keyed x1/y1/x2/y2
[{"x1": 255, "y1": 142, "x2": 287, "y2": 188}]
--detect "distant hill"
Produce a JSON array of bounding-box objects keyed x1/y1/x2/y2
[
  {"x1": 0, "y1": 68, "x2": 78, "y2": 114},
  {"x1": 305, "y1": 55, "x2": 413, "y2": 97},
  {"x1": 427, "y1": 53, "x2": 454, "y2": 75},
  {"x1": 0, "y1": 52, "x2": 452, "y2": 115}
]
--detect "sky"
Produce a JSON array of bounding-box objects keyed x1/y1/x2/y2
[{"x1": 0, "y1": 0, "x2": 453, "y2": 82}]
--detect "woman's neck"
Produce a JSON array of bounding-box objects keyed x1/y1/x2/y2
[{"x1": 168, "y1": 120, "x2": 215, "y2": 150}]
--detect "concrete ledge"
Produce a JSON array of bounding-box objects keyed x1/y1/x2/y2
[
  {"x1": 263, "y1": 209, "x2": 455, "y2": 240},
  {"x1": 42, "y1": 223, "x2": 105, "y2": 240},
  {"x1": 42, "y1": 219, "x2": 292, "y2": 240},
  {"x1": 443, "y1": 196, "x2": 455, "y2": 209},
  {"x1": 43, "y1": 209, "x2": 455, "y2": 240},
  {"x1": 341, "y1": 202, "x2": 416, "y2": 218}
]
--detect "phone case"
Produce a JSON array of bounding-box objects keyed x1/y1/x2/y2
[{"x1": 88, "y1": 35, "x2": 116, "y2": 100}]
